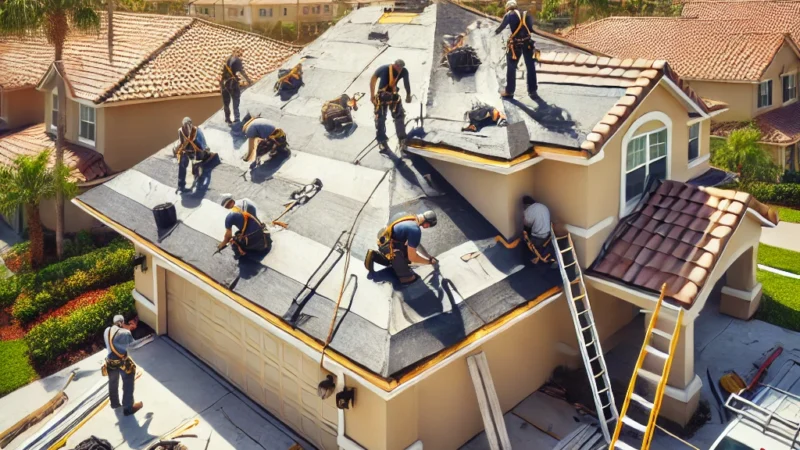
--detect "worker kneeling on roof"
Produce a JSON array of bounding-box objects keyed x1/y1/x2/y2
[
  {"x1": 218, "y1": 196, "x2": 272, "y2": 257},
  {"x1": 103, "y1": 315, "x2": 147, "y2": 416},
  {"x1": 370, "y1": 59, "x2": 411, "y2": 153},
  {"x1": 241, "y1": 113, "x2": 288, "y2": 163},
  {"x1": 522, "y1": 196, "x2": 556, "y2": 267},
  {"x1": 496, "y1": 0, "x2": 538, "y2": 98},
  {"x1": 174, "y1": 117, "x2": 217, "y2": 193},
  {"x1": 365, "y1": 211, "x2": 438, "y2": 285}
]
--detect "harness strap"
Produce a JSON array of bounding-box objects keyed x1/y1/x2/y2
[
  {"x1": 508, "y1": 10, "x2": 532, "y2": 60},
  {"x1": 378, "y1": 215, "x2": 417, "y2": 261},
  {"x1": 107, "y1": 327, "x2": 125, "y2": 359},
  {"x1": 232, "y1": 204, "x2": 264, "y2": 240},
  {"x1": 176, "y1": 127, "x2": 200, "y2": 160},
  {"x1": 523, "y1": 230, "x2": 553, "y2": 264}
]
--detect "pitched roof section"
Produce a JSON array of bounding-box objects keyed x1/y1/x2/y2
[
  {"x1": 711, "y1": 101, "x2": 800, "y2": 145},
  {"x1": 682, "y1": 0, "x2": 800, "y2": 45},
  {"x1": 562, "y1": 17, "x2": 794, "y2": 81},
  {"x1": 588, "y1": 180, "x2": 777, "y2": 307},
  {"x1": 1, "y1": 13, "x2": 297, "y2": 103},
  {"x1": 0, "y1": 125, "x2": 110, "y2": 183}
]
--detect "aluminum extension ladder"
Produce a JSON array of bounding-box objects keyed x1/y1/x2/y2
[
  {"x1": 610, "y1": 284, "x2": 683, "y2": 450},
  {"x1": 552, "y1": 227, "x2": 619, "y2": 443}
]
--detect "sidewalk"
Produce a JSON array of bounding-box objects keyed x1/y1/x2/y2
[{"x1": 761, "y1": 221, "x2": 800, "y2": 252}]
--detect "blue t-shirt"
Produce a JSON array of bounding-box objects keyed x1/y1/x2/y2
[
  {"x1": 225, "y1": 200, "x2": 261, "y2": 235},
  {"x1": 374, "y1": 64, "x2": 410, "y2": 93},
  {"x1": 392, "y1": 219, "x2": 421, "y2": 248},
  {"x1": 245, "y1": 119, "x2": 276, "y2": 140}
]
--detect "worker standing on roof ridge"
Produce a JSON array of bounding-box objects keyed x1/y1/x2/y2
[
  {"x1": 365, "y1": 211, "x2": 438, "y2": 285},
  {"x1": 241, "y1": 113, "x2": 289, "y2": 164},
  {"x1": 220, "y1": 47, "x2": 253, "y2": 125},
  {"x1": 495, "y1": 0, "x2": 538, "y2": 99},
  {"x1": 218, "y1": 195, "x2": 272, "y2": 256},
  {"x1": 103, "y1": 315, "x2": 147, "y2": 416},
  {"x1": 174, "y1": 117, "x2": 217, "y2": 193},
  {"x1": 522, "y1": 196, "x2": 556, "y2": 267},
  {"x1": 370, "y1": 59, "x2": 412, "y2": 153}
]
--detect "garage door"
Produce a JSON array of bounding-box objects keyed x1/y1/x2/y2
[{"x1": 165, "y1": 269, "x2": 339, "y2": 449}]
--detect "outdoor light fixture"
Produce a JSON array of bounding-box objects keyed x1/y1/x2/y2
[
  {"x1": 336, "y1": 387, "x2": 355, "y2": 410},
  {"x1": 133, "y1": 254, "x2": 148, "y2": 273},
  {"x1": 317, "y1": 375, "x2": 336, "y2": 400}
]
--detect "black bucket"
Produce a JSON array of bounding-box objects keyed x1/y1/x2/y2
[{"x1": 153, "y1": 203, "x2": 177, "y2": 229}]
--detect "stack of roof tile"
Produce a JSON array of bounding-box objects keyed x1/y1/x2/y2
[
  {"x1": 590, "y1": 180, "x2": 777, "y2": 306},
  {"x1": 0, "y1": 125, "x2": 109, "y2": 183},
  {"x1": 712, "y1": 102, "x2": 800, "y2": 145}
]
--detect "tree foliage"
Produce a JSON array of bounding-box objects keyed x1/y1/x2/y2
[{"x1": 712, "y1": 126, "x2": 780, "y2": 184}]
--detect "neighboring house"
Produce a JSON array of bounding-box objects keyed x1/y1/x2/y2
[
  {"x1": 0, "y1": 40, "x2": 50, "y2": 132},
  {"x1": 0, "y1": 12, "x2": 297, "y2": 233},
  {"x1": 72, "y1": 4, "x2": 778, "y2": 450},
  {"x1": 563, "y1": 16, "x2": 800, "y2": 173},
  {"x1": 190, "y1": 0, "x2": 339, "y2": 30}
]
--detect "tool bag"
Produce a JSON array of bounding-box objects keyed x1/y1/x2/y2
[
  {"x1": 101, "y1": 327, "x2": 137, "y2": 376},
  {"x1": 321, "y1": 95, "x2": 354, "y2": 132},
  {"x1": 446, "y1": 46, "x2": 481, "y2": 75},
  {"x1": 256, "y1": 129, "x2": 288, "y2": 156},
  {"x1": 73, "y1": 436, "x2": 114, "y2": 450},
  {"x1": 274, "y1": 64, "x2": 303, "y2": 93},
  {"x1": 462, "y1": 104, "x2": 507, "y2": 132},
  {"x1": 376, "y1": 215, "x2": 416, "y2": 260}
]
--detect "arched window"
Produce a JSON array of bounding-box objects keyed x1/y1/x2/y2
[{"x1": 620, "y1": 112, "x2": 672, "y2": 216}]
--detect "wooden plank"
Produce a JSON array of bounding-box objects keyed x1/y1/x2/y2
[
  {"x1": 475, "y1": 353, "x2": 512, "y2": 450},
  {"x1": 513, "y1": 391, "x2": 584, "y2": 440},
  {"x1": 468, "y1": 355, "x2": 501, "y2": 450},
  {"x1": 552, "y1": 424, "x2": 591, "y2": 450}
]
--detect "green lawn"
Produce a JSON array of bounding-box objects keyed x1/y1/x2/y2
[
  {"x1": 758, "y1": 244, "x2": 800, "y2": 275},
  {"x1": 0, "y1": 340, "x2": 37, "y2": 397},
  {"x1": 772, "y1": 205, "x2": 800, "y2": 224}
]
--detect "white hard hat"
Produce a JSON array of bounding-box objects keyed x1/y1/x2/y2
[
  {"x1": 505, "y1": 0, "x2": 517, "y2": 9},
  {"x1": 113, "y1": 314, "x2": 125, "y2": 325}
]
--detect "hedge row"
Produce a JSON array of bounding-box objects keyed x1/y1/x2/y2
[
  {"x1": 745, "y1": 182, "x2": 800, "y2": 207},
  {"x1": 25, "y1": 281, "x2": 136, "y2": 364},
  {"x1": 11, "y1": 241, "x2": 134, "y2": 323}
]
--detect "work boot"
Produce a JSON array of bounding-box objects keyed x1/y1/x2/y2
[
  {"x1": 124, "y1": 402, "x2": 143, "y2": 416},
  {"x1": 377, "y1": 141, "x2": 391, "y2": 153},
  {"x1": 225, "y1": 117, "x2": 232, "y2": 125},
  {"x1": 500, "y1": 89, "x2": 514, "y2": 98}
]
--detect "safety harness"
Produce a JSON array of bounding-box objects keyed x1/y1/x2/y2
[
  {"x1": 230, "y1": 203, "x2": 269, "y2": 255},
  {"x1": 462, "y1": 105, "x2": 507, "y2": 132},
  {"x1": 102, "y1": 327, "x2": 136, "y2": 376},
  {"x1": 507, "y1": 10, "x2": 533, "y2": 61},
  {"x1": 321, "y1": 94, "x2": 363, "y2": 132},
  {"x1": 376, "y1": 215, "x2": 416, "y2": 261},
  {"x1": 274, "y1": 64, "x2": 303, "y2": 93},
  {"x1": 175, "y1": 127, "x2": 202, "y2": 161},
  {"x1": 522, "y1": 230, "x2": 554, "y2": 264}
]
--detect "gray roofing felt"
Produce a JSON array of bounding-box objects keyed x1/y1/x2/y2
[{"x1": 77, "y1": 3, "x2": 561, "y2": 378}]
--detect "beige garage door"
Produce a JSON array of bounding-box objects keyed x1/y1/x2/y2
[{"x1": 165, "y1": 269, "x2": 339, "y2": 449}]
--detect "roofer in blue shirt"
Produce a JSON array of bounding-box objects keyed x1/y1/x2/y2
[
  {"x1": 365, "y1": 211, "x2": 439, "y2": 285},
  {"x1": 174, "y1": 117, "x2": 217, "y2": 193},
  {"x1": 218, "y1": 195, "x2": 272, "y2": 257},
  {"x1": 369, "y1": 59, "x2": 412, "y2": 153},
  {"x1": 241, "y1": 113, "x2": 288, "y2": 163},
  {"x1": 495, "y1": 0, "x2": 538, "y2": 98},
  {"x1": 103, "y1": 315, "x2": 150, "y2": 416},
  {"x1": 220, "y1": 47, "x2": 253, "y2": 124}
]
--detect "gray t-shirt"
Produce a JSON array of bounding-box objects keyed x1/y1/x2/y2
[
  {"x1": 523, "y1": 203, "x2": 551, "y2": 239},
  {"x1": 104, "y1": 325, "x2": 135, "y2": 360}
]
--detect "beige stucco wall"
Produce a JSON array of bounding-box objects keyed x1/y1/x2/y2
[
  {"x1": 40, "y1": 196, "x2": 100, "y2": 233},
  {"x1": 1, "y1": 88, "x2": 44, "y2": 130},
  {"x1": 687, "y1": 80, "x2": 755, "y2": 122},
  {"x1": 103, "y1": 96, "x2": 221, "y2": 171},
  {"x1": 763, "y1": 143, "x2": 785, "y2": 169},
  {"x1": 758, "y1": 43, "x2": 800, "y2": 117},
  {"x1": 134, "y1": 246, "x2": 155, "y2": 302}
]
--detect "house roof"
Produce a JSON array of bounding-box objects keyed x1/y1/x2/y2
[
  {"x1": 711, "y1": 101, "x2": 800, "y2": 145},
  {"x1": 588, "y1": 180, "x2": 777, "y2": 307},
  {"x1": 561, "y1": 17, "x2": 798, "y2": 81},
  {"x1": 702, "y1": 97, "x2": 729, "y2": 112},
  {"x1": 2, "y1": 13, "x2": 297, "y2": 103},
  {"x1": 0, "y1": 124, "x2": 110, "y2": 183},
  {"x1": 682, "y1": 0, "x2": 800, "y2": 45},
  {"x1": 74, "y1": 4, "x2": 563, "y2": 382}
]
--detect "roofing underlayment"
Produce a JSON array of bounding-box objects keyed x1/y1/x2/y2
[
  {"x1": 75, "y1": 3, "x2": 564, "y2": 380},
  {"x1": 588, "y1": 180, "x2": 778, "y2": 307},
  {"x1": 712, "y1": 101, "x2": 800, "y2": 145}
]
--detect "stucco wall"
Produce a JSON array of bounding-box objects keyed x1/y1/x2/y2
[
  {"x1": 134, "y1": 246, "x2": 155, "y2": 302},
  {"x1": 758, "y1": 43, "x2": 800, "y2": 117},
  {"x1": 2, "y1": 88, "x2": 44, "y2": 130},
  {"x1": 102, "y1": 96, "x2": 221, "y2": 171},
  {"x1": 687, "y1": 80, "x2": 755, "y2": 122},
  {"x1": 40, "y1": 196, "x2": 100, "y2": 233}
]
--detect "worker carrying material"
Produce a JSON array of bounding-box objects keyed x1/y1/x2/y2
[
  {"x1": 521, "y1": 196, "x2": 555, "y2": 265},
  {"x1": 462, "y1": 104, "x2": 507, "y2": 132},
  {"x1": 365, "y1": 211, "x2": 439, "y2": 285},
  {"x1": 102, "y1": 315, "x2": 147, "y2": 416},
  {"x1": 174, "y1": 117, "x2": 217, "y2": 193},
  {"x1": 321, "y1": 93, "x2": 364, "y2": 133},
  {"x1": 370, "y1": 60, "x2": 412, "y2": 152},
  {"x1": 495, "y1": 0, "x2": 538, "y2": 98},
  {"x1": 241, "y1": 114, "x2": 288, "y2": 163},
  {"x1": 218, "y1": 196, "x2": 272, "y2": 256},
  {"x1": 220, "y1": 47, "x2": 253, "y2": 124}
]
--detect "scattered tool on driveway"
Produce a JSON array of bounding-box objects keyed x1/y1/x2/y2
[{"x1": 720, "y1": 345, "x2": 783, "y2": 397}]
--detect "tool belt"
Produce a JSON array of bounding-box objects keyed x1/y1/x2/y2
[
  {"x1": 102, "y1": 327, "x2": 136, "y2": 376},
  {"x1": 523, "y1": 229, "x2": 554, "y2": 264},
  {"x1": 377, "y1": 215, "x2": 416, "y2": 261},
  {"x1": 462, "y1": 105, "x2": 507, "y2": 132},
  {"x1": 274, "y1": 64, "x2": 303, "y2": 93},
  {"x1": 256, "y1": 129, "x2": 287, "y2": 156},
  {"x1": 321, "y1": 95, "x2": 354, "y2": 132},
  {"x1": 232, "y1": 229, "x2": 272, "y2": 255},
  {"x1": 507, "y1": 37, "x2": 534, "y2": 60}
]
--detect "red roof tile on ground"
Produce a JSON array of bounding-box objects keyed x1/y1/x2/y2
[
  {"x1": 0, "y1": 124, "x2": 110, "y2": 182},
  {"x1": 589, "y1": 180, "x2": 777, "y2": 307}
]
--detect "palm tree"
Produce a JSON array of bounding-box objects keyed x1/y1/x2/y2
[
  {"x1": 0, "y1": 0, "x2": 101, "y2": 260},
  {"x1": 0, "y1": 151, "x2": 77, "y2": 268},
  {"x1": 712, "y1": 125, "x2": 780, "y2": 184}
]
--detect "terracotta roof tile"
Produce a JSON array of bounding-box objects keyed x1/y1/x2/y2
[
  {"x1": 589, "y1": 180, "x2": 778, "y2": 307},
  {"x1": 0, "y1": 124, "x2": 110, "y2": 183},
  {"x1": 682, "y1": 0, "x2": 800, "y2": 46},
  {"x1": 712, "y1": 102, "x2": 800, "y2": 145}
]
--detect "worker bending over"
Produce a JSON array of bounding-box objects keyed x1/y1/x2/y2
[
  {"x1": 220, "y1": 47, "x2": 253, "y2": 124},
  {"x1": 495, "y1": 0, "x2": 538, "y2": 98},
  {"x1": 174, "y1": 117, "x2": 217, "y2": 193},
  {"x1": 103, "y1": 315, "x2": 148, "y2": 416},
  {"x1": 242, "y1": 114, "x2": 288, "y2": 163},
  {"x1": 370, "y1": 59, "x2": 411, "y2": 152},
  {"x1": 218, "y1": 196, "x2": 272, "y2": 256},
  {"x1": 365, "y1": 211, "x2": 438, "y2": 285},
  {"x1": 521, "y1": 196, "x2": 555, "y2": 265}
]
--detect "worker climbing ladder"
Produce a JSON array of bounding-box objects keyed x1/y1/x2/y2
[
  {"x1": 551, "y1": 227, "x2": 619, "y2": 443},
  {"x1": 610, "y1": 284, "x2": 684, "y2": 450}
]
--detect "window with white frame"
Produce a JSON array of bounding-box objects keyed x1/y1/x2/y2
[
  {"x1": 79, "y1": 104, "x2": 96, "y2": 143},
  {"x1": 51, "y1": 92, "x2": 59, "y2": 130},
  {"x1": 688, "y1": 122, "x2": 700, "y2": 161},
  {"x1": 323, "y1": 4, "x2": 329, "y2": 12},
  {"x1": 783, "y1": 73, "x2": 797, "y2": 103},
  {"x1": 758, "y1": 80, "x2": 773, "y2": 108},
  {"x1": 625, "y1": 128, "x2": 668, "y2": 203}
]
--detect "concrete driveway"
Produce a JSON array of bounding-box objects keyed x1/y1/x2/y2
[
  {"x1": 760, "y1": 221, "x2": 800, "y2": 252},
  {"x1": 0, "y1": 337, "x2": 311, "y2": 450}
]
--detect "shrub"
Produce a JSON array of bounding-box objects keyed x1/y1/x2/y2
[
  {"x1": 744, "y1": 182, "x2": 800, "y2": 207},
  {"x1": 26, "y1": 281, "x2": 136, "y2": 364},
  {"x1": 0, "y1": 340, "x2": 37, "y2": 397},
  {"x1": 712, "y1": 126, "x2": 780, "y2": 183},
  {"x1": 782, "y1": 171, "x2": 800, "y2": 184},
  {"x1": 12, "y1": 240, "x2": 134, "y2": 323},
  {"x1": 63, "y1": 230, "x2": 96, "y2": 259}
]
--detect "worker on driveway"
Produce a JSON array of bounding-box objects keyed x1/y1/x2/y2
[
  {"x1": 365, "y1": 211, "x2": 438, "y2": 285},
  {"x1": 103, "y1": 315, "x2": 145, "y2": 416},
  {"x1": 218, "y1": 196, "x2": 272, "y2": 256},
  {"x1": 174, "y1": 117, "x2": 217, "y2": 193},
  {"x1": 241, "y1": 114, "x2": 288, "y2": 163},
  {"x1": 220, "y1": 47, "x2": 254, "y2": 124},
  {"x1": 369, "y1": 60, "x2": 411, "y2": 153},
  {"x1": 495, "y1": 0, "x2": 538, "y2": 98}
]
